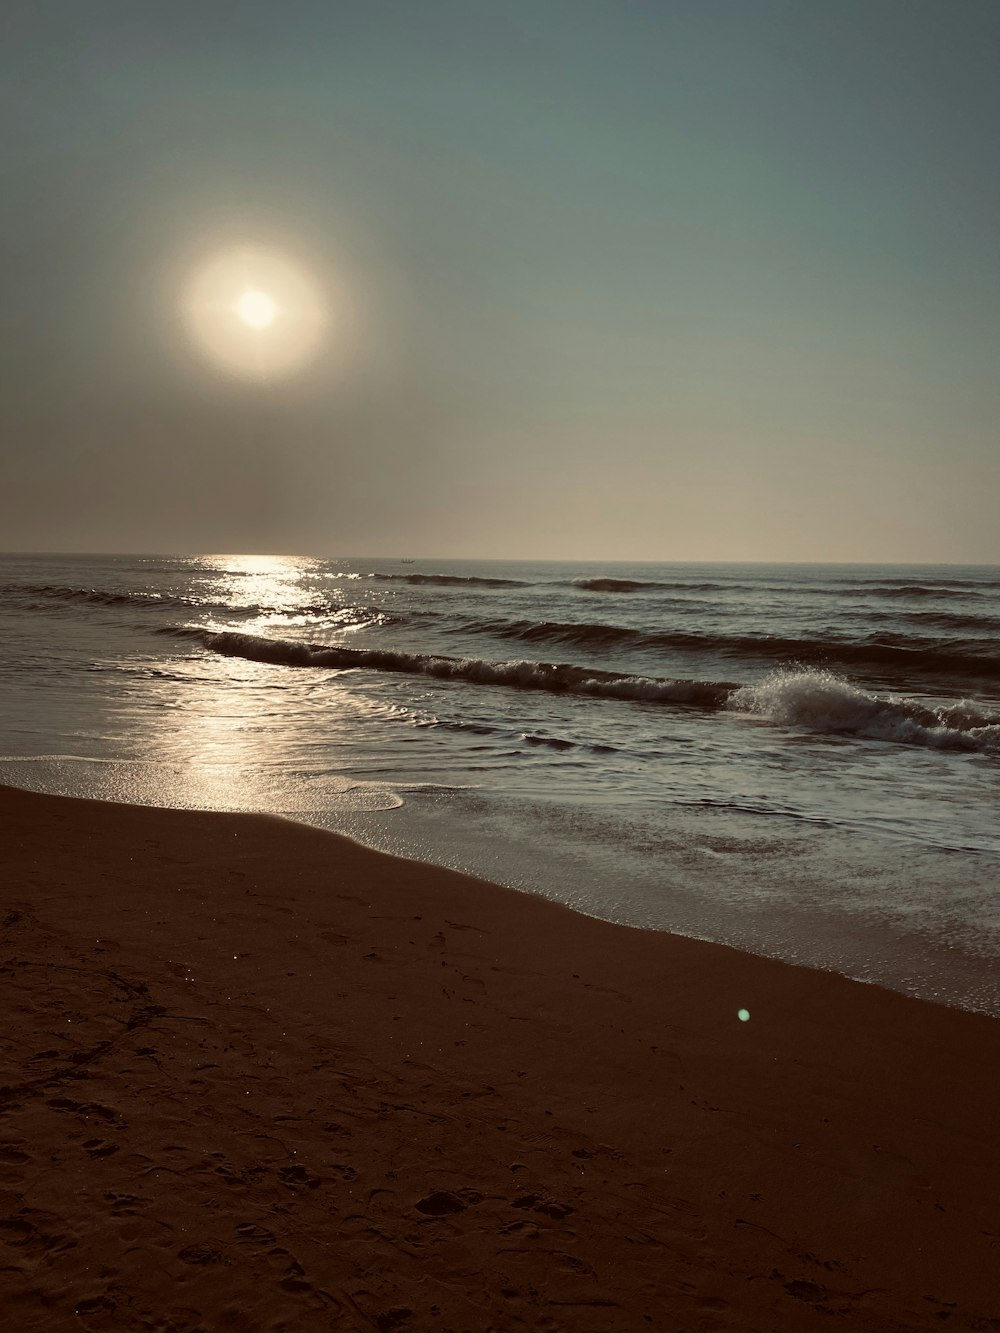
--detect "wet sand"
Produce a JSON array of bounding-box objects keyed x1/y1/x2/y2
[{"x1": 1, "y1": 783, "x2": 999, "y2": 1331}]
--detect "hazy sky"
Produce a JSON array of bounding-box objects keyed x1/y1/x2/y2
[{"x1": 2, "y1": 0, "x2": 998, "y2": 561}]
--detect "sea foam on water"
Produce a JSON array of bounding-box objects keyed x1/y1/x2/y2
[
  {"x1": 727, "y1": 669, "x2": 1000, "y2": 752},
  {"x1": 3, "y1": 553, "x2": 1000, "y2": 1015}
]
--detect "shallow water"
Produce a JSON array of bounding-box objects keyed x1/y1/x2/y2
[{"x1": 2, "y1": 552, "x2": 998, "y2": 1014}]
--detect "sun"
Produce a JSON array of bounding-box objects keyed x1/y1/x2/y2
[
  {"x1": 181, "y1": 245, "x2": 333, "y2": 381},
  {"x1": 236, "y1": 289, "x2": 276, "y2": 330}
]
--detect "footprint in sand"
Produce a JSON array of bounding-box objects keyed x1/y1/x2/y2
[
  {"x1": 82, "y1": 1138, "x2": 119, "y2": 1158},
  {"x1": 326, "y1": 1162, "x2": 359, "y2": 1182},
  {"x1": 557, "y1": 1253, "x2": 596, "y2": 1276},
  {"x1": 511, "y1": 1193, "x2": 574, "y2": 1220},
  {"x1": 414, "y1": 1189, "x2": 483, "y2": 1216},
  {"x1": 278, "y1": 1163, "x2": 322, "y2": 1189},
  {"x1": 178, "y1": 1242, "x2": 229, "y2": 1265},
  {"x1": 784, "y1": 1278, "x2": 828, "y2": 1303},
  {"x1": 103, "y1": 1191, "x2": 139, "y2": 1216},
  {"x1": 48, "y1": 1096, "x2": 122, "y2": 1125},
  {"x1": 375, "y1": 1309, "x2": 413, "y2": 1331},
  {"x1": 234, "y1": 1222, "x2": 276, "y2": 1244},
  {"x1": 73, "y1": 1294, "x2": 118, "y2": 1326}
]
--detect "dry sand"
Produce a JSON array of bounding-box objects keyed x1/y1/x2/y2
[{"x1": 1, "y1": 783, "x2": 999, "y2": 1331}]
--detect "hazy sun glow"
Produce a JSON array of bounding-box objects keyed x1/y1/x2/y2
[
  {"x1": 236, "y1": 289, "x2": 276, "y2": 329},
  {"x1": 181, "y1": 246, "x2": 328, "y2": 380}
]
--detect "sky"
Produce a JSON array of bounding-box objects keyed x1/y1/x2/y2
[{"x1": 2, "y1": 0, "x2": 998, "y2": 562}]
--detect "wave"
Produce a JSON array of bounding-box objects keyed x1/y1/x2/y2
[
  {"x1": 376, "y1": 572, "x2": 734, "y2": 593},
  {"x1": 161, "y1": 628, "x2": 1000, "y2": 754},
  {"x1": 11, "y1": 583, "x2": 203, "y2": 611},
  {"x1": 728, "y1": 671, "x2": 1000, "y2": 753},
  {"x1": 457, "y1": 616, "x2": 999, "y2": 677},
  {"x1": 6, "y1": 582, "x2": 390, "y2": 627},
  {"x1": 463, "y1": 617, "x2": 660, "y2": 650},
  {"x1": 161, "y1": 627, "x2": 735, "y2": 707},
  {"x1": 372, "y1": 572, "x2": 529, "y2": 587},
  {"x1": 519, "y1": 731, "x2": 617, "y2": 754},
  {"x1": 570, "y1": 577, "x2": 726, "y2": 593},
  {"x1": 848, "y1": 584, "x2": 988, "y2": 599},
  {"x1": 571, "y1": 577, "x2": 1000, "y2": 599},
  {"x1": 860, "y1": 576, "x2": 1000, "y2": 590},
  {"x1": 864, "y1": 608, "x2": 1000, "y2": 632},
  {"x1": 413, "y1": 715, "x2": 619, "y2": 754}
]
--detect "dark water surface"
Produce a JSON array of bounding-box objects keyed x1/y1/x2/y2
[{"x1": 2, "y1": 553, "x2": 998, "y2": 1013}]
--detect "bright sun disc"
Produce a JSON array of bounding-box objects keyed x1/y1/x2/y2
[
  {"x1": 236, "y1": 289, "x2": 276, "y2": 329},
  {"x1": 181, "y1": 246, "x2": 330, "y2": 381}
]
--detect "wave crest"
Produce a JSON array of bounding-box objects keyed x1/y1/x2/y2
[
  {"x1": 728, "y1": 670, "x2": 1000, "y2": 752},
  {"x1": 9, "y1": 582, "x2": 388, "y2": 625},
  {"x1": 15, "y1": 583, "x2": 193, "y2": 610},
  {"x1": 456, "y1": 616, "x2": 997, "y2": 676},
  {"x1": 372, "y1": 572, "x2": 528, "y2": 587},
  {"x1": 162, "y1": 627, "x2": 734, "y2": 707},
  {"x1": 161, "y1": 630, "x2": 1000, "y2": 754},
  {"x1": 570, "y1": 577, "x2": 723, "y2": 593}
]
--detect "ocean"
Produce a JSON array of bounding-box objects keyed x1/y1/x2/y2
[{"x1": 2, "y1": 552, "x2": 998, "y2": 1015}]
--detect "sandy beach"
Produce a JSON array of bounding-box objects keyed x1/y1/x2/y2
[{"x1": 2, "y1": 783, "x2": 999, "y2": 1331}]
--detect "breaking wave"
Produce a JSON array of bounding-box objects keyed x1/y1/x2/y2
[
  {"x1": 161, "y1": 627, "x2": 734, "y2": 707},
  {"x1": 728, "y1": 671, "x2": 1000, "y2": 752},
  {"x1": 160, "y1": 629, "x2": 1000, "y2": 755}
]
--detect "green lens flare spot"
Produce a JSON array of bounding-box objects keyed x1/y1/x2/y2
[{"x1": 737, "y1": 1008, "x2": 750, "y2": 1022}]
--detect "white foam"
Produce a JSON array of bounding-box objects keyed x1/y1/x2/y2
[{"x1": 727, "y1": 670, "x2": 1000, "y2": 753}]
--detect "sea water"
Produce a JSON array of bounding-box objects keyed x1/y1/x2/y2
[{"x1": 2, "y1": 553, "x2": 998, "y2": 1014}]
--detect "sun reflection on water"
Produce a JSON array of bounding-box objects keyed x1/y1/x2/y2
[
  {"x1": 191, "y1": 553, "x2": 325, "y2": 616},
  {"x1": 28, "y1": 555, "x2": 403, "y2": 816},
  {"x1": 0, "y1": 553, "x2": 406, "y2": 819},
  {"x1": 95, "y1": 652, "x2": 403, "y2": 817}
]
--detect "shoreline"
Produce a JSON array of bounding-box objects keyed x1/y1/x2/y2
[
  {"x1": 2, "y1": 783, "x2": 999, "y2": 1330},
  {"x1": 7, "y1": 758, "x2": 997, "y2": 1022}
]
